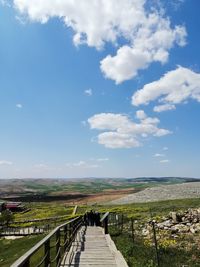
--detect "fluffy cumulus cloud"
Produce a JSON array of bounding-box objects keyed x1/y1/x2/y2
[
  {"x1": 12, "y1": 0, "x2": 186, "y2": 83},
  {"x1": 101, "y1": 17, "x2": 186, "y2": 83},
  {"x1": 136, "y1": 110, "x2": 147, "y2": 120},
  {"x1": 132, "y1": 66, "x2": 200, "y2": 110},
  {"x1": 153, "y1": 103, "x2": 176, "y2": 112},
  {"x1": 12, "y1": 0, "x2": 146, "y2": 48},
  {"x1": 88, "y1": 111, "x2": 171, "y2": 148}
]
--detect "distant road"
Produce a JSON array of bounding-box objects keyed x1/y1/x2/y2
[{"x1": 109, "y1": 182, "x2": 200, "y2": 204}]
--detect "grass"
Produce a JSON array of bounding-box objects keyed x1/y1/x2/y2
[
  {"x1": 111, "y1": 228, "x2": 200, "y2": 267},
  {"x1": 111, "y1": 231, "x2": 200, "y2": 267},
  {"x1": 2, "y1": 197, "x2": 200, "y2": 266},
  {"x1": 14, "y1": 203, "x2": 74, "y2": 222},
  {"x1": 0, "y1": 235, "x2": 45, "y2": 267},
  {"x1": 104, "y1": 198, "x2": 200, "y2": 220}
]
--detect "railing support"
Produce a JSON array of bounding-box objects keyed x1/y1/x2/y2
[
  {"x1": 22, "y1": 259, "x2": 30, "y2": 267},
  {"x1": 104, "y1": 216, "x2": 108, "y2": 234},
  {"x1": 100, "y1": 212, "x2": 109, "y2": 234},
  {"x1": 11, "y1": 217, "x2": 83, "y2": 267},
  {"x1": 44, "y1": 240, "x2": 50, "y2": 267},
  {"x1": 152, "y1": 221, "x2": 160, "y2": 267},
  {"x1": 56, "y1": 229, "x2": 61, "y2": 266},
  {"x1": 64, "y1": 225, "x2": 68, "y2": 251}
]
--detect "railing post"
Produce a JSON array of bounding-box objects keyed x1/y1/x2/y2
[
  {"x1": 44, "y1": 239, "x2": 50, "y2": 267},
  {"x1": 64, "y1": 225, "x2": 68, "y2": 251},
  {"x1": 131, "y1": 218, "x2": 135, "y2": 243},
  {"x1": 121, "y1": 214, "x2": 124, "y2": 233},
  {"x1": 152, "y1": 221, "x2": 160, "y2": 267},
  {"x1": 22, "y1": 258, "x2": 30, "y2": 267},
  {"x1": 56, "y1": 229, "x2": 61, "y2": 266},
  {"x1": 69, "y1": 222, "x2": 72, "y2": 242},
  {"x1": 104, "y1": 216, "x2": 108, "y2": 234}
]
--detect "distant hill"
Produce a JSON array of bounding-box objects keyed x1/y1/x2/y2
[{"x1": 0, "y1": 177, "x2": 199, "y2": 202}]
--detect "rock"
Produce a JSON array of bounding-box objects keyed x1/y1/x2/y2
[
  {"x1": 171, "y1": 226, "x2": 178, "y2": 234},
  {"x1": 164, "y1": 220, "x2": 173, "y2": 227},
  {"x1": 169, "y1": 212, "x2": 178, "y2": 223},
  {"x1": 171, "y1": 234, "x2": 178, "y2": 238},
  {"x1": 190, "y1": 226, "x2": 197, "y2": 234},
  {"x1": 193, "y1": 218, "x2": 198, "y2": 223},
  {"x1": 181, "y1": 216, "x2": 186, "y2": 222},
  {"x1": 174, "y1": 224, "x2": 189, "y2": 233},
  {"x1": 142, "y1": 229, "x2": 150, "y2": 236}
]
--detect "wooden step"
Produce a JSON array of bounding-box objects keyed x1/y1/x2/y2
[{"x1": 61, "y1": 226, "x2": 128, "y2": 267}]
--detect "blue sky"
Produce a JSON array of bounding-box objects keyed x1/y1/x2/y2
[{"x1": 0, "y1": 0, "x2": 200, "y2": 178}]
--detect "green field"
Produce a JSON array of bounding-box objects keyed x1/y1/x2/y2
[
  {"x1": 1, "y1": 177, "x2": 199, "y2": 198},
  {"x1": 1, "y1": 197, "x2": 200, "y2": 266}
]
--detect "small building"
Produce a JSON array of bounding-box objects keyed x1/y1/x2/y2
[{"x1": 6, "y1": 202, "x2": 25, "y2": 212}]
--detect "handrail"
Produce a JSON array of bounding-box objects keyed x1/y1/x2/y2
[
  {"x1": 72, "y1": 205, "x2": 78, "y2": 215},
  {"x1": 100, "y1": 212, "x2": 109, "y2": 234},
  {"x1": 100, "y1": 211, "x2": 109, "y2": 223},
  {"x1": 11, "y1": 216, "x2": 83, "y2": 267}
]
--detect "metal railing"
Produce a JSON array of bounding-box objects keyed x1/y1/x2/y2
[{"x1": 11, "y1": 216, "x2": 83, "y2": 267}]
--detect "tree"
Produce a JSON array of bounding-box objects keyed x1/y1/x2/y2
[{"x1": 0, "y1": 209, "x2": 14, "y2": 227}]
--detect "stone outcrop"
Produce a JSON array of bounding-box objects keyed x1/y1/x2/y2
[{"x1": 142, "y1": 208, "x2": 200, "y2": 236}]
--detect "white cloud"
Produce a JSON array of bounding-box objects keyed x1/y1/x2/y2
[
  {"x1": 153, "y1": 103, "x2": 176, "y2": 112},
  {"x1": 0, "y1": 160, "x2": 13, "y2": 165},
  {"x1": 88, "y1": 111, "x2": 171, "y2": 148},
  {"x1": 154, "y1": 153, "x2": 165, "y2": 157},
  {"x1": 136, "y1": 110, "x2": 147, "y2": 120},
  {"x1": 98, "y1": 132, "x2": 140, "y2": 149},
  {"x1": 100, "y1": 14, "x2": 186, "y2": 83},
  {"x1": 154, "y1": 129, "x2": 172, "y2": 137},
  {"x1": 0, "y1": 0, "x2": 11, "y2": 7},
  {"x1": 96, "y1": 158, "x2": 109, "y2": 162},
  {"x1": 100, "y1": 46, "x2": 151, "y2": 84},
  {"x1": 13, "y1": 0, "x2": 146, "y2": 49},
  {"x1": 12, "y1": 0, "x2": 186, "y2": 83},
  {"x1": 84, "y1": 89, "x2": 92, "y2": 96},
  {"x1": 168, "y1": 0, "x2": 185, "y2": 11},
  {"x1": 163, "y1": 146, "x2": 168, "y2": 151},
  {"x1": 132, "y1": 66, "x2": 200, "y2": 109},
  {"x1": 160, "y1": 159, "x2": 170, "y2": 163},
  {"x1": 66, "y1": 160, "x2": 99, "y2": 169},
  {"x1": 16, "y1": 103, "x2": 23, "y2": 108}
]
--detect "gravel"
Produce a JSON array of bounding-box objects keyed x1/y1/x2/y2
[{"x1": 109, "y1": 182, "x2": 200, "y2": 204}]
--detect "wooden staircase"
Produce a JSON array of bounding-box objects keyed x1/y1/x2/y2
[{"x1": 61, "y1": 226, "x2": 128, "y2": 267}]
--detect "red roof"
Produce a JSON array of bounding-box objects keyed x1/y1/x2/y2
[{"x1": 6, "y1": 203, "x2": 21, "y2": 208}]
